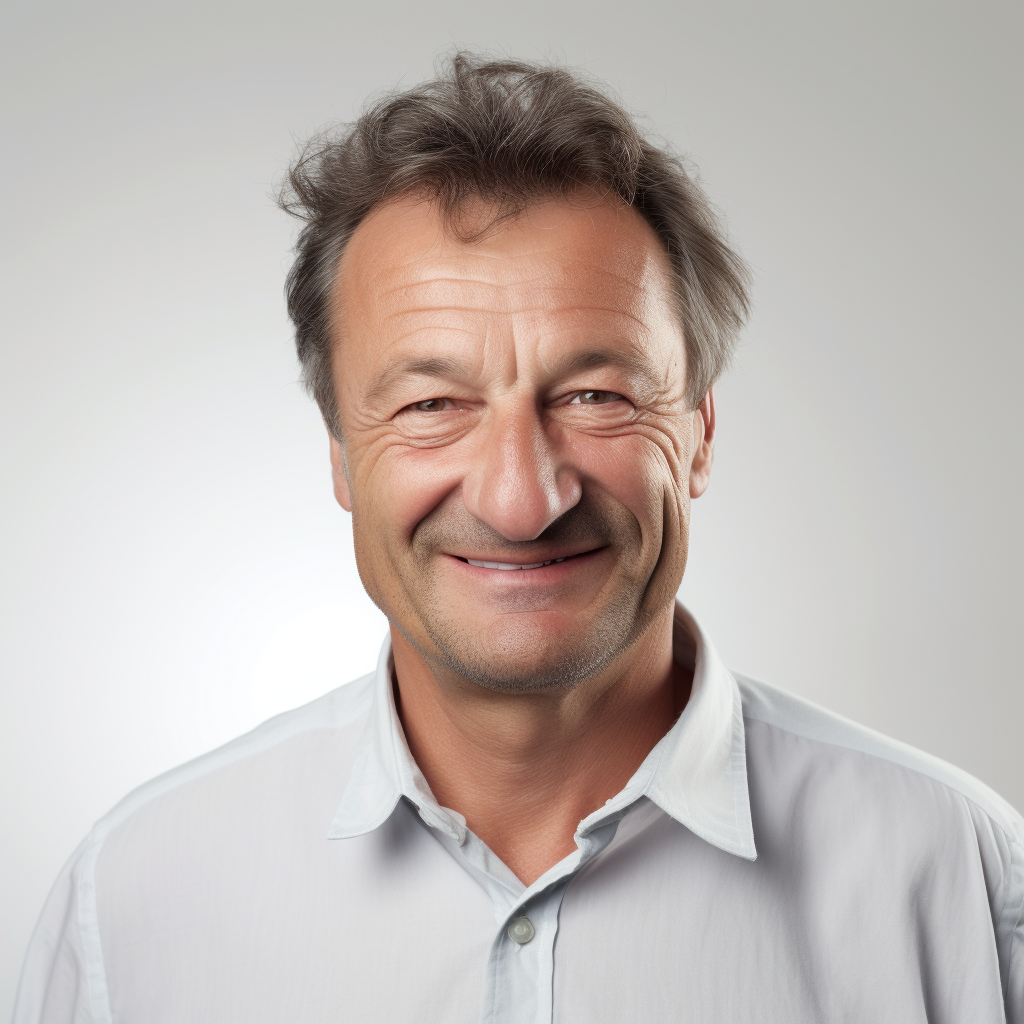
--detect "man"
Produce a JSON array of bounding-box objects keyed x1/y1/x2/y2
[{"x1": 15, "y1": 53, "x2": 1022, "y2": 1024}]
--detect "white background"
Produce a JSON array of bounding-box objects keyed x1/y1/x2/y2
[{"x1": 2, "y1": 0, "x2": 1020, "y2": 1013}]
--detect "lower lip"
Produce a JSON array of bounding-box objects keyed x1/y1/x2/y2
[{"x1": 444, "y1": 549, "x2": 603, "y2": 578}]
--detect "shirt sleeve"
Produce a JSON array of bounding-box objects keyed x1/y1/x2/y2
[
  {"x1": 13, "y1": 838, "x2": 97, "y2": 1024},
  {"x1": 971, "y1": 800, "x2": 1024, "y2": 1024},
  {"x1": 1006, "y1": 836, "x2": 1024, "y2": 1024}
]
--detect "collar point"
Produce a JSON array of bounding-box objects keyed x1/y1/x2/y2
[{"x1": 327, "y1": 789, "x2": 401, "y2": 841}]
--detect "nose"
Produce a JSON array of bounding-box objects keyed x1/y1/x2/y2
[{"x1": 461, "y1": 401, "x2": 582, "y2": 542}]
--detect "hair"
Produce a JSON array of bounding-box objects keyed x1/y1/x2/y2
[{"x1": 277, "y1": 51, "x2": 751, "y2": 438}]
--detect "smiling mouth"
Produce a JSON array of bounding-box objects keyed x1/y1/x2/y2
[{"x1": 454, "y1": 549, "x2": 595, "y2": 571}]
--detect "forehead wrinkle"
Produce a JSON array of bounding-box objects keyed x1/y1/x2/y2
[
  {"x1": 379, "y1": 288, "x2": 655, "y2": 332},
  {"x1": 383, "y1": 306, "x2": 509, "y2": 318},
  {"x1": 376, "y1": 283, "x2": 512, "y2": 324},
  {"x1": 548, "y1": 305, "x2": 652, "y2": 333},
  {"x1": 380, "y1": 276, "x2": 509, "y2": 298},
  {"x1": 383, "y1": 305, "x2": 649, "y2": 327},
  {"x1": 386, "y1": 325, "x2": 482, "y2": 346},
  {"x1": 378, "y1": 257, "x2": 651, "y2": 303}
]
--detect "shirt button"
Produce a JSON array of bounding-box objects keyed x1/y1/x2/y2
[{"x1": 508, "y1": 917, "x2": 536, "y2": 945}]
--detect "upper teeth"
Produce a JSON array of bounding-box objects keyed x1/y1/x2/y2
[{"x1": 465, "y1": 557, "x2": 569, "y2": 570}]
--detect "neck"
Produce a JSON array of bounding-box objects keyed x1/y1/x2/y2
[{"x1": 391, "y1": 607, "x2": 691, "y2": 885}]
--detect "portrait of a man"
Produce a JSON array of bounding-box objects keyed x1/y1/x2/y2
[{"x1": 9, "y1": 38, "x2": 1022, "y2": 1024}]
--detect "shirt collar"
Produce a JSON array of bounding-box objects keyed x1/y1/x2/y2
[{"x1": 328, "y1": 601, "x2": 756, "y2": 862}]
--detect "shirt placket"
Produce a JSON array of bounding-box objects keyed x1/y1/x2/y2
[{"x1": 428, "y1": 810, "x2": 627, "y2": 1024}]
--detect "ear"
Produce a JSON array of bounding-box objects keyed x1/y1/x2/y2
[
  {"x1": 688, "y1": 389, "x2": 716, "y2": 499},
  {"x1": 329, "y1": 433, "x2": 353, "y2": 511}
]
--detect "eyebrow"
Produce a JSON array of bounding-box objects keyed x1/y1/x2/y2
[
  {"x1": 548, "y1": 347, "x2": 666, "y2": 397},
  {"x1": 362, "y1": 346, "x2": 661, "y2": 406},
  {"x1": 554, "y1": 347, "x2": 653, "y2": 378},
  {"x1": 363, "y1": 357, "x2": 470, "y2": 405}
]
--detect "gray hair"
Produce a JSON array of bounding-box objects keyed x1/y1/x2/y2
[{"x1": 277, "y1": 52, "x2": 751, "y2": 438}]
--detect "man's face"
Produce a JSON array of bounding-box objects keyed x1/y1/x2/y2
[{"x1": 330, "y1": 195, "x2": 713, "y2": 691}]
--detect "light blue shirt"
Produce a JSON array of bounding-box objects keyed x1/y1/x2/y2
[{"x1": 15, "y1": 604, "x2": 1024, "y2": 1022}]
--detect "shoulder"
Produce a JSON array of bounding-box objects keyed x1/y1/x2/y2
[
  {"x1": 14, "y1": 674, "x2": 377, "y2": 1024},
  {"x1": 91, "y1": 671, "x2": 376, "y2": 856},
  {"x1": 736, "y1": 671, "x2": 1023, "y2": 844},
  {"x1": 736, "y1": 672, "x2": 1024, "y2": 987}
]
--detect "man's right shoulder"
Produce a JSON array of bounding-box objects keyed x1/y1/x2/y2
[
  {"x1": 13, "y1": 674, "x2": 380, "y2": 1024},
  {"x1": 92, "y1": 671, "x2": 377, "y2": 854}
]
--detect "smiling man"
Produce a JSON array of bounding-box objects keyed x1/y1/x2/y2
[
  {"x1": 16, "y1": 54, "x2": 1023, "y2": 1024},
  {"x1": 332, "y1": 193, "x2": 702, "y2": 887}
]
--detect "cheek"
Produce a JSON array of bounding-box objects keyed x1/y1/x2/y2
[
  {"x1": 572, "y1": 430, "x2": 689, "y2": 536},
  {"x1": 348, "y1": 443, "x2": 465, "y2": 618},
  {"x1": 359, "y1": 442, "x2": 465, "y2": 542}
]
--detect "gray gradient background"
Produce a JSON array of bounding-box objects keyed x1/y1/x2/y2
[{"x1": 2, "y1": 0, "x2": 1020, "y2": 1012}]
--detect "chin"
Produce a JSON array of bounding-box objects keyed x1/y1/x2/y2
[{"x1": 422, "y1": 603, "x2": 643, "y2": 694}]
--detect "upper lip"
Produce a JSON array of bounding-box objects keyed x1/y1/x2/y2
[{"x1": 448, "y1": 545, "x2": 603, "y2": 565}]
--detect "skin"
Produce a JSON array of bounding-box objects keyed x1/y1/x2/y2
[{"x1": 328, "y1": 194, "x2": 715, "y2": 885}]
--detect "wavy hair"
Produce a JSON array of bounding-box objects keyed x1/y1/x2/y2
[{"x1": 277, "y1": 52, "x2": 751, "y2": 437}]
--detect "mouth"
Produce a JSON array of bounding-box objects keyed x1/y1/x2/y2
[{"x1": 452, "y1": 548, "x2": 601, "y2": 571}]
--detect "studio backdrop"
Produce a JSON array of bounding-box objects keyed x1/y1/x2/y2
[{"x1": 1, "y1": 0, "x2": 1020, "y2": 1016}]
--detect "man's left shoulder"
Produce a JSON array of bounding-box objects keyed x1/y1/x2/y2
[
  {"x1": 735, "y1": 671, "x2": 1023, "y2": 847},
  {"x1": 735, "y1": 672, "x2": 1024, "y2": 986}
]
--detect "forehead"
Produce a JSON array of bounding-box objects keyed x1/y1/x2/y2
[{"x1": 333, "y1": 194, "x2": 680, "y2": 368}]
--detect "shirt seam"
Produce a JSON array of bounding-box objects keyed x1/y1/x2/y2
[
  {"x1": 745, "y1": 708, "x2": 1024, "y2": 1005},
  {"x1": 742, "y1": 710, "x2": 1023, "y2": 848},
  {"x1": 75, "y1": 700, "x2": 373, "y2": 1021},
  {"x1": 1003, "y1": 830, "x2": 1024, "y2": 1002},
  {"x1": 78, "y1": 833, "x2": 113, "y2": 1024},
  {"x1": 98, "y1": 713, "x2": 368, "y2": 841}
]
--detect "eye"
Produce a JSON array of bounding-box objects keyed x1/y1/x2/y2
[
  {"x1": 569, "y1": 390, "x2": 625, "y2": 405},
  {"x1": 407, "y1": 398, "x2": 458, "y2": 413}
]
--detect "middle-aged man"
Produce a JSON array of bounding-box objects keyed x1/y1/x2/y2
[{"x1": 15, "y1": 53, "x2": 1023, "y2": 1024}]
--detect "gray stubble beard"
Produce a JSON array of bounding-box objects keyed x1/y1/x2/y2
[
  {"x1": 406, "y1": 566, "x2": 655, "y2": 694},
  {"x1": 390, "y1": 491, "x2": 664, "y2": 694}
]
